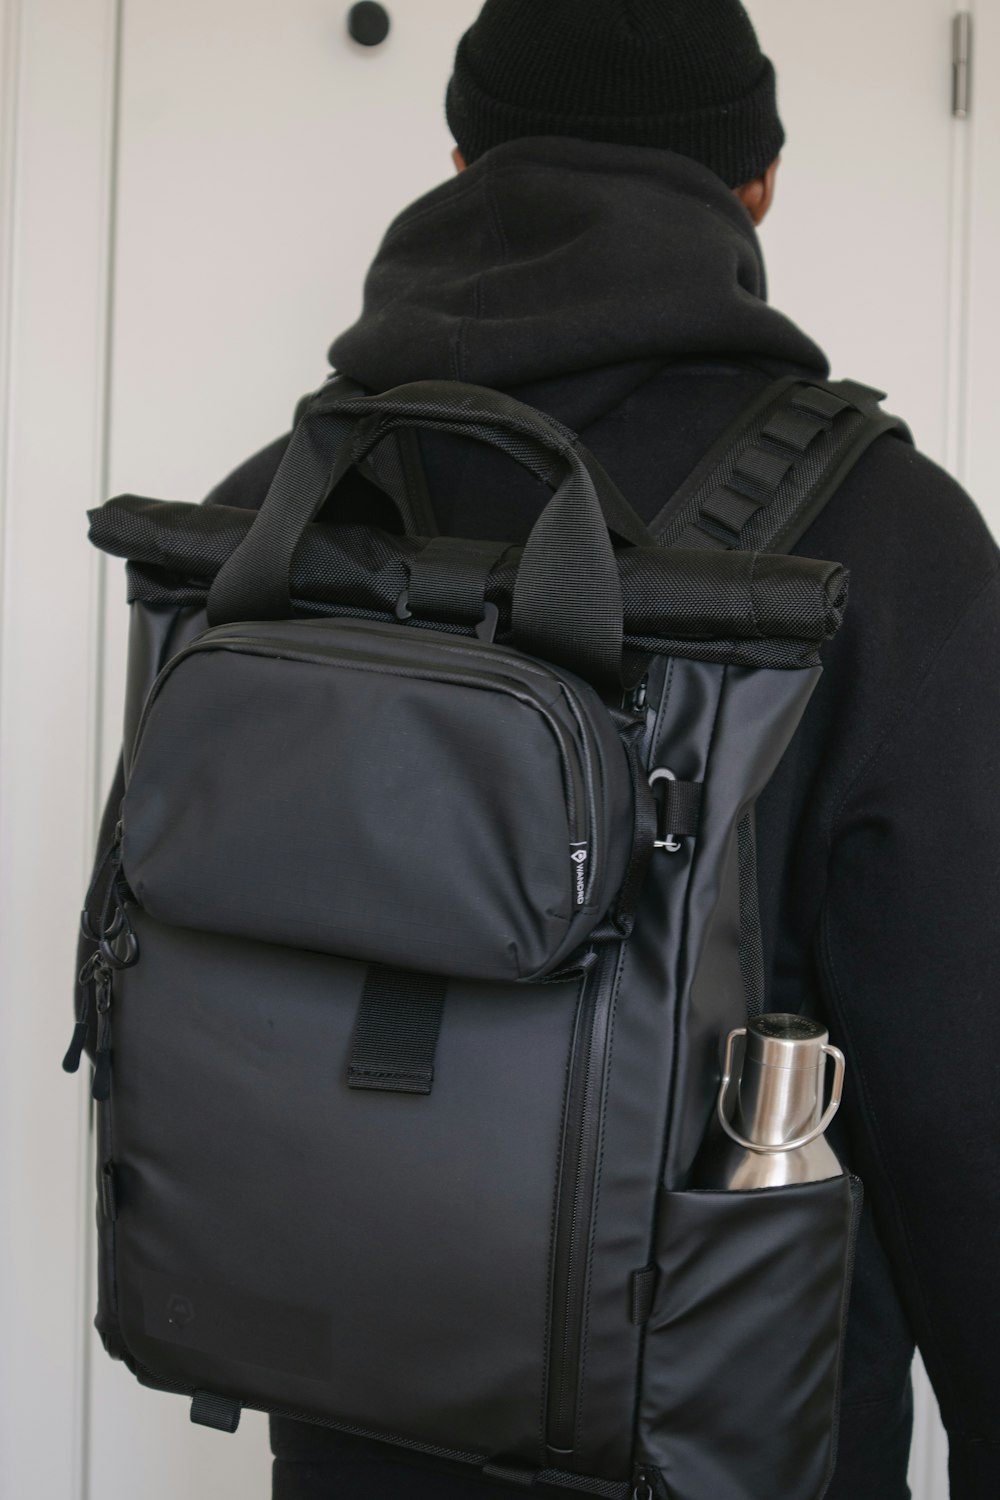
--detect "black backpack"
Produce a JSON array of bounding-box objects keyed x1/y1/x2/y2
[{"x1": 72, "y1": 375, "x2": 908, "y2": 1500}]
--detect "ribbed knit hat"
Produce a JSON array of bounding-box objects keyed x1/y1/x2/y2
[{"x1": 446, "y1": 0, "x2": 784, "y2": 188}]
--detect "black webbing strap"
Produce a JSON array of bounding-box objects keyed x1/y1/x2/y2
[
  {"x1": 407, "y1": 536, "x2": 510, "y2": 625},
  {"x1": 652, "y1": 377, "x2": 912, "y2": 554},
  {"x1": 209, "y1": 378, "x2": 652, "y2": 690},
  {"x1": 348, "y1": 965, "x2": 447, "y2": 1096},
  {"x1": 630, "y1": 1264, "x2": 658, "y2": 1326},
  {"x1": 657, "y1": 780, "x2": 702, "y2": 839},
  {"x1": 481, "y1": 1463, "x2": 632, "y2": 1497},
  {"x1": 656, "y1": 376, "x2": 911, "y2": 1020},
  {"x1": 190, "y1": 1390, "x2": 242, "y2": 1433},
  {"x1": 207, "y1": 375, "x2": 363, "y2": 625}
]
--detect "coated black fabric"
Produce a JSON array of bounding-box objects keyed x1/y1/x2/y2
[
  {"x1": 348, "y1": 966, "x2": 447, "y2": 1095},
  {"x1": 89, "y1": 497, "x2": 849, "y2": 671},
  {"x1": 637, "y1": 1178, "x2": 859, "y2": 1500},
  {"x1": 120, "y1": 617, "x2": 638, "y2": 983},
  {"x1": 735, "y1": 812, "x2": 766, "y2": 1018},
  {"x1": 109, "y1": 907, "x2": 584, "y2": 1462}
]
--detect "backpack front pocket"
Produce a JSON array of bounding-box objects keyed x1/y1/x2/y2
[
  {"x1": 121, "y1": 617, "x2": 639, "y2": 983},
  {"x1": 104, "y1": 907, "x2": 589, "y2": 1462}
]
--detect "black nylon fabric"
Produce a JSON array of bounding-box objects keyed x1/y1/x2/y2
[
  {"x1": 89, "y1": 498, "x2": 849, "y2": 671},
  {"x1": 407, "y1": 536, "x2": 510, "y2": 624},
  {"x1": 348, "y1": 966, "x2": 448, "y2": 1096},
  {"x1": 191, "y1": 1390, "x2": 242, "y2": 1433},
  {"x1": 657, "y1": 387, "x2": 903, "y2": 553},
  {"x1": 310, "y1": 383, "x2": 654, "y2": 690},
  {"x1": 210, "y1": 381, "x2": 654, "y2": 689},
  {"x1": 207, "y1": 376, "x2": 362, "y2": 626}
]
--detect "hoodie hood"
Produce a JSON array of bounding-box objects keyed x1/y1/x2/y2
[{"x1": 329, "y1": 136, "x2": 828, "y2": 397}]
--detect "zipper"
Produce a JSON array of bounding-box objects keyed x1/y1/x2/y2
[
  {"x1": 544, "y1": 666, "x2": 663, "y2": 1460},
  {"x1": 545, "y1": 943, "x2": 621, "y2": 1457},
  {"x1": 128, "y1": 625, "x2": 602, "y2": 904},
  {"x1": 91, "y1": 960, "x2": 114, "y2": 1102},
  {"x1": 64, "y1": 953, "x2": 116, "y2": 1099}
]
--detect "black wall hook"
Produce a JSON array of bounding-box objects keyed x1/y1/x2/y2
[{"x1": 348, "y1": 2, "x2": 391, "y2": 47}]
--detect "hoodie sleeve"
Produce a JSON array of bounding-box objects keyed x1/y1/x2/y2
[{"x1": 817, "y1": 566, "x2": 1000, "y2": 1498}]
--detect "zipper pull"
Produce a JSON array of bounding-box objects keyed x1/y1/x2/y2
[
  {"x1": 64, "y1": 952, "x2": 100, "y2": 1074},
  {"x1": 62, "y1": 1021, "x2": 90, "y2": 1075},
  {"x1": 91, "y1": 962, "x2": 114, "y2": 1102}
]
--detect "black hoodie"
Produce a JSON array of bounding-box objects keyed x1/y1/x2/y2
[{"x1": 149, "y1": 139, "x2": 1000, "y2": 1499}]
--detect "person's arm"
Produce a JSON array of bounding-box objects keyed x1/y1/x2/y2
[{"x1": 819, "y1": 566, "x2": 1000, "y2": 1499}]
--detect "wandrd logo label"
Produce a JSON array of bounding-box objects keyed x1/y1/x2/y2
[{"x1": 570, "y1": 844, "x2": 589, "y2": 906}]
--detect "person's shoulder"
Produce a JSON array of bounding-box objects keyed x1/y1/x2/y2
[
  {"x1": 798, "y1": 426, "x2": 998, "y2": 612},
  {"x1": 201, "y1": 433, "x2": 291, "y2": 511}
]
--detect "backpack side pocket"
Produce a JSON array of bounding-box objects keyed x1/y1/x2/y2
[{"x1": 637, "y1": 1175, "x2": 861, "y2": 1500}]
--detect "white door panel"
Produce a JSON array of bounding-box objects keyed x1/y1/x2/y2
[
  {"x1": 109, "y1": 0, "x2": 483, "y2": 506},
  {"x1": 966, "y1": 0, "x2": 1000, "y2": 529},
  {"x1": 751, "y1": 0, "x2": 959, "y2": 464}
]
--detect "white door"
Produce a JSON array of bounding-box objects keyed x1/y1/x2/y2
[{"x1": 2, "y1": 3, "x2": 993, "y2": 1499}]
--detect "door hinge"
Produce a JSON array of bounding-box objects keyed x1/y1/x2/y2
[{"x1": 952, "y1": 12, "x2": 972, "y2": 120}]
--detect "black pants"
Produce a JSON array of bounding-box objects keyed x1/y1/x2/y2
[
  {"x1": 270, "y1": 1419, "x2": 526, "y2": 1499},
  {"x1": 270, "y1": 1404, "x2": 915, "y2": 1500}
]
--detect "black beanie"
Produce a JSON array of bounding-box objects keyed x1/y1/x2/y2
[{"x1": 446, "y1": 0, "x2": 784, "y2": 188}]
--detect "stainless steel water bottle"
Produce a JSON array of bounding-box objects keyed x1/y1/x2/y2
[{"x1": 695, "y1": 1013, "x2": 846, "y2": 1189}]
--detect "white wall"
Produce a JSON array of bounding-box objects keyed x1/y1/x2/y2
[
  {"x1": 1, "y1": 3, "x2": 994, "y2": 1498},
  {"x1": 0, "y1": 4, "x2": 118, "y2": 1498}
]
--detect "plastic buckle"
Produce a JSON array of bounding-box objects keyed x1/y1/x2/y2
[{"x1": 475, "y1": 602, "x2": 499, "y2": 644}]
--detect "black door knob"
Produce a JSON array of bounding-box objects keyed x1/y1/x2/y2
[{"x1": 348, "y1": 2, "x2": 391, "y2": 47}]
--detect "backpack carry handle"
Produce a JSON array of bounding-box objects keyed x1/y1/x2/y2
[{"x1": 206, "y1": 380, "x2": 653, "y2": 691}]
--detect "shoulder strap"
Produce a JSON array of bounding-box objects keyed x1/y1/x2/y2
[
  {"x1": 652, "y1": 376, "x2": 913, "y2": 556},
  {"x1": 653, "y1": 376, "x2": 912, "y2": 1024}
]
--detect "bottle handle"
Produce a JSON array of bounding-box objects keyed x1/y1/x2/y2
[{"x1": 715, "y1": 1028, "x2": 846, "y2": 1155}]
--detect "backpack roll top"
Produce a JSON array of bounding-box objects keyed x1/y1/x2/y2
[{"x1": 121, "y1": 616, "x2": 641, "y2": 984}]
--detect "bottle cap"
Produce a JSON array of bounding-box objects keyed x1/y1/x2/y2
[{"x1": 745, "y1": 1013, "x2": 828, "y2": 1071}]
